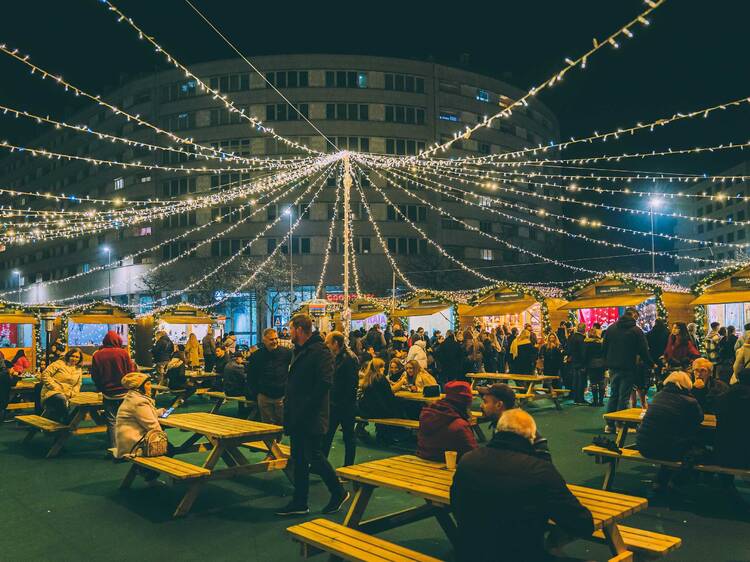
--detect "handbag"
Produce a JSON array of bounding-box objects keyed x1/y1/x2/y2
[
  {"x1": 130, "y1": 428, "x2": 169, "y2": 457},
  {"x1": 423, "y1": 385, "x2": 441, "y2": 397}
]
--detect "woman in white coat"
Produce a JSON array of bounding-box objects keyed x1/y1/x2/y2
[
  {"x1": 114, "y1": 372, "x2": 167, "y2": 459},
  {"x1": 40, "y1": 348, "x2": 84, "y2": 423},
  {"x1": 406, "y1": 339, "x2": 428, "y2": 370}
]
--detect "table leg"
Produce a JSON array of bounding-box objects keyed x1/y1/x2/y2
[
  {"x1": 545, "y1": 382, "x2": 562, "y2": 410},
  {"x1": 431, "y1": 503, "x2": 458, "y2": 545},
  {"x1": 120, "y1": 464, "x2": 138, "y2": 490},
  {"x1": 343, "y1": 484, "x2": 374, "y2": 529},
  {"x1": 209, "y1": 397, "x2": 225, "y2": 414},
  {"x1": 615, "y1": 425, "x2": 630, "y2": 448},
  {"x1": 22, "y1": 428, "x2": 39, "y2": 444},
  {"x1": 602, "y1": 521, "x2": 628, "y2": 556},
  {"x1": 47, "y1": 407, "x2": 82, "y2": 458},
  {"x1": 174, "y1": 482, "x2": 203, "y2": 518}
]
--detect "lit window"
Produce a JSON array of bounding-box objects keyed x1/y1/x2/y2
[
  {"x1": 357, "y1": 72, "x2": 368, "y2": 88},
  {"x1": 137, "y1": 227, "x2": 152, "y2": 237},
  {"x1": 480, "y1": 249, "x2": 493, "y2": 261},
  {"x1": 114, "y1": 177, "x2": 124, "y2": 190},
  {"x1": 476, "y1": 89, "x2": 490, "y2": 102},
  {"x1": 139, "y1": 175, "x2": 151, "y2": 183},
  {"x1": 82, "y1": 263, "x2": 90, "y2": 273},
  {"x1": 478, "y1": 196, "x2": 492, "y2": 207}
]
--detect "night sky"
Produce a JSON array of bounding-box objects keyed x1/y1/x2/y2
[{"x1": 1, "y1": 0, "x2": 748, "y2": 274}]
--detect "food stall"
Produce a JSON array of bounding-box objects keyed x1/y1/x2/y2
[
  {"x1": 391, "y1": 292, "x2": 468, "y2": 336},
  {"x1": 461, "y1": 285, "x2": 567, "y2": 336},
  {"x1": 135, "y1": 303, "x2": 222, "y2": 366},
  {"x1": 293, "y1": 299, "x2": 343, "y2": 333},
  {"x1": 54, "y1": 301, "x2": 135, "y2": 365},
  {"x1": 558, "y1": 275, "x2": 694, "y2": 331},
  {"x1": 691, "y1": 265, "x2": 750, "y2": 331},
  {"x1": 0, "y1": 304, "x2": 42, "y2": 371},
  {"x1": 350, "y1": 298, "x2": 387, "y2": 332}
]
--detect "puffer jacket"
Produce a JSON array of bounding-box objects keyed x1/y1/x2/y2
[
  {"x1": 406, "y1": 340, "x2": 428, "y2": 369},
  {"x1": 40, "y1": 359, "x2": 83, "y2": 404},
  {"x1": 114, "y1": 390, "x2": 164, "y2": 458},
  {"x1": 416, "y1": 399, "x2": 477, "y2": 461}
]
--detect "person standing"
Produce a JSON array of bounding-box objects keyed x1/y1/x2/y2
[
  {"x1": 323, "y1": 331, "x2": 359, "y2": 467},
  {"x1": 91, "y1": 331, "x2": 136, "y2": 449},
  {"x1": 364, "y1": 324, "x2": 386, "y2": 354},
  {"x1": 717, "y1": 325, "x2": 738, "y2": 383},
  {"x1": 509, "y1": 329, "x2": 535, "y2": 375},
  {"x1": 565, "y1": 323, "x2": 587, "y2": 404},
  {"x1": 602, "y1": 308, "x2": 653, "y2": 433},
  {"x1": 539, "y1": 332, "x2": 563, "y2": 379},
  {"x1": 184, "y1": 332, "x2": 203, "y2": 369},
  {"x1": 202, "y1": 331, "x2": 217, "y2": 373},
  {"x1": 151, "y1": 330, "x2": 173, "y2": 385},
  {"x1": 583, "y1": 325, "x2": 606, "y2": 407},
  {"x1": 246, "y1": 328, "x2": 292, "y2": 426},
  {"x1": 435, "y1": 331, "x2": 464, "y2": 382},
  {"x1": 276, "y1": 314, "x2": 349, "y2": 516},
  {"x1": 705, "y1": 321, "x2": 722, "y2": 364}
]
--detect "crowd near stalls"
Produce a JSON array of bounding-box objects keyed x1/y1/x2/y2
[
  {"x1": 390, "y1": 292, "x2": 468, "y2": 336},
  {"x1": 0, "y1": 304, "x2": 43, "y2": 371},
  {"x1": 348, "y1": 298, "x2": 387, "y2": 332},
  {"x1": 691, "y1": 265, "x2": 750, "y2": 332},
  {"x1": 134, "y1": 303, "x2": 222, "y2": 367},
  {"x1": 51, "y1": 302, "x2": 135, "y2": 366}
]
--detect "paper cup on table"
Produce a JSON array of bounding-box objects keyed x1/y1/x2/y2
[{"x1": 444, "y1": 451, "x2": 458, "y2": 470}]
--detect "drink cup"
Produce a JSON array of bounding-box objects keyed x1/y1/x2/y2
[{"x1": 445, "y1": 450, "x2": 458, "y2": 470}]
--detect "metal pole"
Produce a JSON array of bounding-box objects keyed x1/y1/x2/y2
[
  {"x1": 289, "y1": 210, "x2": 294, "y2": 308},
  {"x1": 342, "y1": 155, "x2": 352, "y2": 339},
  {"x1": 650, "y1": 206, "x2": 656, "y2": 274},
  {"x1": 107, "y1": 250, "x2": 112, "y2": 301},
  {"x1": 16, "y1": 272, "x2": 20, "y2": 304},
  {"x1": 391, "y1": 270, "x2": 396, "y2": 314}
]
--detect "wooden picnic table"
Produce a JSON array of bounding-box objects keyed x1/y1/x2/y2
[
  {"x1": 156, "y1": 371, "x2": 220, "y2": 409},
  {"x1": 466, "y1": 372, "x2": 564, "y2": 410},
  {"x1": 337, "y1": 454, "x2": 647, "y2": 559},
  {"x1": 125, "y1": 412, "x2": 288, "y2": 517},
  {"x1": 392, "y1": 391, "x2": 487, "y2": 442},
  {"x1": 605, "y1": 407, "x2": 716, "y2": 448}
]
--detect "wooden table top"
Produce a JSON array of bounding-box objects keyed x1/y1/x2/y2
[
  {"x1": 394, "y1": 391, "x2": 443, "y2": 403},
  {"x1": 337, "y1": 454, "x2": 646, "y2": 530},
  {"x1": 69, "y1": 392, "x2": 103, "y2": 407},
  {"x1": 466, "y1": 373, "x2": 559, "y2": 382},
  {"x1": 185, "y1": 370, "x2": 219, "y2": 379},
  {"x1": 160, "y1": 412, "x2": 282, "y2": 439},
  {"x1": 604, "y1": 408, "x2": 716, "y2": 428}
]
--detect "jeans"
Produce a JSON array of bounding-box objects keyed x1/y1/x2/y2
[
  {"x1": 322, "y1": 407, "x2": 356, "y2": 467},
  {"x1": 258, "y1": 394, "x2": 284, "y2": 425},
  {"x1": 606, "y1": 369, "x2": 635, "y2": 428},
  {"x1": 572, "y1": 367, "x2": 587, "y2": 403},
  {"x1": 42, "y1": 394, "x2": 70, "y2": 423},
  {"x1": 290, "y1": 433, "x2": 344, "y2": 506},
  {"x1": 103, "y1": 397, "x2": 124, "y2": 448}
]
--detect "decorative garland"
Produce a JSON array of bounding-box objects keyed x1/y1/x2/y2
[
  {"x1": 690, "y1": 262, "x2": 750, "y2": 348},
  {"x1": 58, "y1": 300, "x2": 136, "y2": 356},
  {"x1": 388, "y1": 290, "x2": 463, "y2": 333},
  {"x1": 468, "y1": 282, "x2": 562, "y2": 335},
  {"x1": 146, "y1": 302, "x2": 217, "y2": 346}
]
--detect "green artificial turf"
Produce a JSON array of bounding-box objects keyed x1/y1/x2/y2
[{"x1": 1, "y1": 393, "x2": 749, "y2": 562}]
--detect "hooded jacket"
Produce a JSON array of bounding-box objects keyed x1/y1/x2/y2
[
  {"x1": 114, "y1": 390, "x2": 163, "y2": 458},
  {"x1": 284, "y1": 332, "x2": 333, "y2": 435},
  {"x1": 451, "y1": 431, "x2": 594, "y2": 562},
  {"x1": 406, "y1": 340, "x2": 428, "y2": 369},
  {"x1": 90, "y1": 331, "x2": 136, "y2": 399},
  {"x1": 435, "y1": 336, "x2": 464, "y2": 379},
  {"x1": 602, "y1": 315, "x2": 653, "y2": 371},
  {"x1": 416, "y1": 398, "x2": 477, "y2": 461}
]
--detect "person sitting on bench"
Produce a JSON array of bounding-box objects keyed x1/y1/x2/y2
[
  {"x1": 416, "y1": 380, "x2": 477, "y2": 462},
  {"x1": 690, "y1": 357, "x2": 728, "y2": 414},
  {"x1": 391, "y1": 360, "x2": 437, "y2": 393},
  {"x1": 357, "y1": 358, "x2": 402, "y2": 443},
  {"x1": 451, "y1": 409, "x2": 593, "y2": 562},
  {"x1": 40, "y1": 348, "x2": 84, "y2": 423},
  {"x1": 715, "y1": 367, "x2": 750, "y2": 499},
  {"x1": 636, "y1": 371, "x2": 704, "y2": 493},
  {"x1": 165, "y1": 350, "x2": 187, "y2": 390}
]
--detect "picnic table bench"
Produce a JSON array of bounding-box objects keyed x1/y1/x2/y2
[
  {"x1": 466, "y1": 372, "x2": 567, "y2": 410},
  {"x1": 152, "y1": 371, "x2": 220, "y2": 410},
  {"x1": 392, "y1": 391, "x2": 487, "y2": 442},
  {"x1": 204, "y1": 390, "x2": 258, "y2": 418},
  {"x1": 4, "y1": 377, "x2": 39, "y2": 415},
  {"x1": 17, "y1": 391, "x2": 106, "y2": 458},
  {"x1": 120, "y1": 412, "x2": 289, "y2": 517},
  {"x1": 333, "y1": 454, "x2": 678, "y2": 561}
]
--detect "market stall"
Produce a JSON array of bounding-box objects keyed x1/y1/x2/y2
[
  {"x1": 558, "y1": 275, "x2": 694, "y2": 331},
  {"x1": 461, "y1": 285, "x2": 567, "y2": 336},
  {"x1": 691, "y1": 264, "x2": 750, "y2": 331},
  {"x1": 391, "y1": 293, "x2": 467, "y2": 336},
  {"x1": 53, "y1": 302, "x2": 135, "y2": 365},
  {"x1": 294, "y1": 299, "x2": 343, "y2": 333},
  {"x1": 135, "y1": 303, "x2": 222, "y2": 366},
  {"x1": 350, "y1": 298, "x2": 387, "y2": 332},
  {"x1": 0, "y1": 305, "x2": 42, "y2": 371}
]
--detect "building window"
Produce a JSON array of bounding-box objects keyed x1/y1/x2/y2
[
  {"x1": 476, "y1": 89, "x2": 490, "y2": 102},
  {"x1": 384, "y1": 138, "x2": 426, "y2": 155},
  {"x1": 385, "y1": 73, "x2": 425, "y2": 93},
  {"x1": 738, "y1": 210, "x2": 746, "y2": 221},
  {"x1": 385, "y1": 105, "x2": 425, "y2": 125},
  {"x1": 82, "y1": 263, "x2": 90, "y2": 273},
  {"x1": 441, "y1": 215, "x2": 465, "y2": 230},
  {"x1": 478, "y1": 143, "x2": 491, "y2": 155},
  {"x1": 325, "y1": 103, "x2": 369, "y2": 121},
  {"x1": 325, "y1": 70, "x2": 368, "y2": 88},
  {"x1": 386, "y1": 204, "x2": 427, "y2": 222},
  {"x1": 386, "y1": 237, "x2": 427, "y2": 255},
  {"x1": 697, "y1": 224, "x2": 704, "y2": 234},
  {"x1": 480, "y1": 221, "x2": 492, "y2": 233},
  {"x1": 738, "y1": 229, "x2": 746, "y2": 240},
  {"x1": 265, "y1": 71, "x2": 309, "y2": 88},
  {"x1": 114, "y1": 177, "x2": 125, "y2": 190},
  {"x1": 209, "y1": 73, "x2": 250, "y2": 92},
  {"x1": 265, "y1": 103, "x2": 309, "y2": 121},
  {"x1": 326, "y1": 137, "x2": 370, "y2": 153},
  {"x1": 162, "y1": 178, "x2": 197, "y2": 197},
  {"x1": 210, "y1": 107, "x2": 247, "y2": 126},
  {"x1": 135, "y1": 227, "x2": 152, "y2": 237}
]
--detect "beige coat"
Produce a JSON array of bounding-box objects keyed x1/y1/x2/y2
[
  {"x1": 185, "y1": 336, "x2": 203, "y2": 368},
  {"x1": 40, "y1": 359, "x2": 82, "y2": 404},
  {"x1": 114, "y1": 390, "x2": 165, "y2": 458}
]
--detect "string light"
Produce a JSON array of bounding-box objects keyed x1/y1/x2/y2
[{"x1": 315, "y1": 168, "x2": 342, "y2": 298}]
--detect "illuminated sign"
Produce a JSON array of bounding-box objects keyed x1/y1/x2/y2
[
  {"x1": 730, "y1": 276, "x2": 750, "y2": 289},
  {"x1": 493, "y1": 291, "x2": 525, "y2": 302},
  {"x1": 594, "y1": 285, "x2": 632, "y2": 296}
]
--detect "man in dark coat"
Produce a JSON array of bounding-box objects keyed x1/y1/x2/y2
[
  {"x1": 565, "y1": 323, "x2": 587, "y2": 404},
  {"x1": 276, "y1": 314, "x2": 349, "y2": 516},
  {"x1": 435, "y1": 331, "x2": 465, "y2": 382},
  {"x1": 715, "y1": 368, "x2": 750, "y2": 494},
  {"x1": 451, "y1": 409, "x2": 593, "y2": 562},
  {"x1": 602, "y1": 307, "x2": 654, "y2": 432},
  {"x1": 691, "y1": 357, "x2": 728, "y2": 414},
  {"x1": 151, "y1": 330, "x2": 174, "y2": 385},
  {"x1": 364, "y1": 324, "x2": 386, "y2": 353},
  {"x1": 322, "y1": 331, "x2": 359, "y2": 467},
  {"x1": 245, "y1": 328, "x2": 292, "y2": 425}
]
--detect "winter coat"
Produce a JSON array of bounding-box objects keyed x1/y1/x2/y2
[
  {"x1": 564, "y1": 332, "x2": 586, "y2": 368},
  {"x1": 718, "y1": 334, "x2": 738, "y2": 365},
  {"x1": 481, "y1": 340, "x2": 499, "y2": 373},
  {"x1": 731, "y1": 342, "x2": 750, "y2": 383},
  {"x1": 151, "y1": 334, "x2": 174, "y2": 363},
  {"x1": 691, "y1": 377, "x2": 728, "y2": 415},
  {"x1": 224, "y1": 335, "x2": 237, "y2": 354},
  {"x1": 511, "y1": 343, "x2": 536, "y2": 375},
  {"x1": 646, "y1": 324, "x2": 670, "y2": 360},
  {"x1": 11, "y1": 355, "x2": 30, "y2": 375},
  {"x1": 40, "y1": 359, "x2": 83, "y2": 404},
  {"x1": 705, "y1": 330, "x2": 721, "y2": 362},
  {"x1": 114, "y1": 390, "x2": 164, "y2": 458},
  {"x1": 436, "y1": 336, "x2": 465, "y2": 379},
  {"x1": 416, "y1": 399, "x2": 477, "y2": 462},
  {"x1": 202, "y1": 333, "x2": 216, "y2": 356},
  {"x1": 406, "y1": 340, "x2": 428, "y2": 369},
  {"x1": 583, "y1": 336, "x2": 606, "y2": 383},
  {"x1": 663, "y1": 335, "x2": 700, "y2": 368},
  {"x1": 391, "y1": 329, "x2": 408, "y2": 352},
  {"x1": 222, "y1": 358, "x2": 247, "y2": 397},
  {"x1": 602, "y1": 315, "x2": 653, "y2": 371},
  {"x1": 246, "y1": 344, "x2": 292, "y2": 399},
  {"x1": 284, "y1": 332, "x2": 333, "y2": 436},
  {"x1": 636, "y1": 383, "x2": 704, "y2": 461},
  {"x1": 539, "y1": 346, "x2": 563, "y2": 377},
  {"x1": 331, "y1": 348, "x2": 359, "y2": 415},
  {"x1": 357, "y1": 376, "x2": 401, "y2": 419},
  {"x1": 451, "y1": 431, "x2": 594, "y2": 562},
  {"x1": 165, "y1": 357, "x2": 187, "y2": 389},
  {"x1": 184, "y1": 337, "x2": 203, "y2": 368},
  {"x1": 715, "y1": 381, "x2": 750, "y2": 468},
  {"x1": 91, "y1": 331, "x2": 136, "y2": 399},
  {"x1": 364, "y1": 328, "x2": 387, "y2": 352}
]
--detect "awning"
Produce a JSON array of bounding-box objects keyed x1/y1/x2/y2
[
  {"x1": 0, "y1": 315, "x2": 38, "y2": 325},
  {"x1": 392, "y1": 305, "x2": 451, "y2": 317},
  {"x1": 351, "y1": 310, "x2": 382, "y2": 321},
  {"x1": 69, "y1": 315, "x2": 136, "y2": 324},
  {"x1": 691, "y1": 291, "x2": 750, "y2": 306},
  {"x1": 159, "y1": 315, "x2": 215, "y2": 325},
  {"x1": 556, "y1": 294, "x2": 651, "y2": 310},
  {"x1": 462, "y1": 301, "x2": 534, "y2": 317}
]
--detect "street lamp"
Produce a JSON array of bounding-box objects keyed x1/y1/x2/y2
[
  {"x1": 648, "y1": 197, "x2": 663, "y2": 275},
  {"x1": 11, "y1": 269, "x2": 20, "y2": 303},
  {"x1": 283, "y1": 207, "x2": 294, "y2": 307},
  {"x1": 102, "y1": 246, "x2": 112, "y2": 301}
]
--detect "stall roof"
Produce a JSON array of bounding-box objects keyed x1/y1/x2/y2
[
  {"x1": 463, "y1": 299, "x2": 536, "y2": 317},
  {"x1": 557, "y1": 294, "x2": 651, "y2": 310},
  {"x1": 140, "y1": 303, "x2": 217, "y2": 325},
  {"x1": 691, "y1": 291, "x2": 750, "y2": 306},
  {"x1": 392, "y1": 305, "x2": 451, "y2": 317},
  {"x1": 64, "y1": 302, "x2": 135, "y2": 324}
]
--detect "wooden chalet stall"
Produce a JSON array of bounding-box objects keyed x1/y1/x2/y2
[
  {"x1": 558, "y1": 276, "x2": 693, "y2": 331},
  {"x1": 294, "y1": 299, "x2": 343, "y2": 333},
  {"x1": 54, "y1": 302, "x2": 135, "y2": 365},
  {"x1": 461, "y1": 285, "x2": 567, "y2": 336},
  {"x1": 391, "y1": 293, "x2": 468, "y2": 335},
  {"x1": 691, "y1": 265, "x2": 750, "y2": 330},
  {"x1": 135, "y1": 303, "x2": 220, "y2": 366},
  {"x1": 0, "y1": 304, "x2": 41, "y2": 371},
  {"x1": 349, "y1": 298, "x2": 387, "y2": 332}
]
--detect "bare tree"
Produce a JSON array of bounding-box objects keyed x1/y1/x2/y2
[{"x1": 139, "y1": 268, "x2": 177, "y2": 304}]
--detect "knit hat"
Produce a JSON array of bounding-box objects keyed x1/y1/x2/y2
[
  {"x1": 121, "y1": 372, "x2": 150, "y2": 390},
  {"x1": 443, "y1": 381, "x2": 473, "y2": 408}
]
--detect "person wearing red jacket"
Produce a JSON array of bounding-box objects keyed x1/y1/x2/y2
[
  {"x1": 90, "y1": 331, "x2": 136, "y2": 449},
  {"x1": 416, "y1": 380, "x2": 477, "y2": 462}
]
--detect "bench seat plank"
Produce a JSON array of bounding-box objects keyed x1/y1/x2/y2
[
  {"x1": 15, "y1": 414, "x2": 68, "y2": 432},
  {"x1": 240, "y1": 440, "x2": 290, "y2": 457},
  {"x1": 129, "y1": 456, "x2": 210, "y2": 479},
  {"x1": 592, "y1": 525, "x2": 681, "y2": 555}
]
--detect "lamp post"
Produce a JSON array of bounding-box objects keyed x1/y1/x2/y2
[
  {"x1": 102, "y1": 246, "x2": 112, "y2": 301},
  {"x1": 284, "y1": 208, "x2": 293, "y2": 310},
  {"x1": 648, "y1": 197, "x2": 662, "y2": 275},
  {"x1": 12, "y1": 269, "x2": 21, "y2": 303}
]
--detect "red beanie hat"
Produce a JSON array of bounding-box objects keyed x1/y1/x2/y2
[{"x1": 444, "y1": 380, "x2": 473, "y2": 407}]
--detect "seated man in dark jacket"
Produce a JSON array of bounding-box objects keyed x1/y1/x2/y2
[
  {"x1": 715, "y1": 368, "x2": 750, "y2": 494},
  {"x1": 223, "y1": 352, "x2": 255, "y2": 419},
  {"x1": 416, "y1": 381, "x2": 477, "y2": 462},
  {"x1": 690, "y1": 357, "x2": 728, "y2": 414},
  {"x1": 451, "y1": 409, "x2": 593, "y2": 562},
  {"x1": 246, "y1": 328, "x2": 292, "y2": 425}
]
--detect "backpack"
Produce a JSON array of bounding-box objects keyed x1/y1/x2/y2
[{"x1": 131, "y1": 429, "x2": 169, "y2": 457}]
